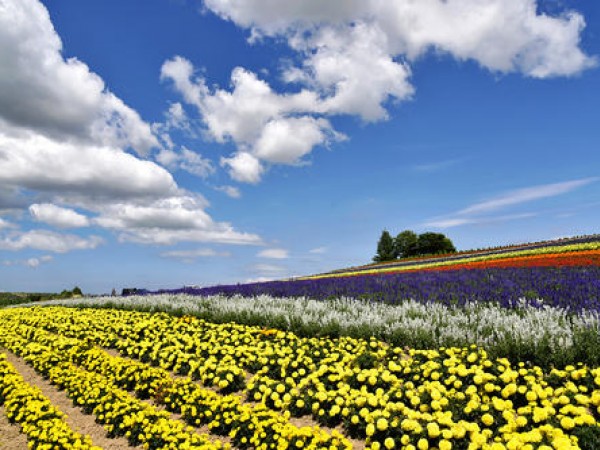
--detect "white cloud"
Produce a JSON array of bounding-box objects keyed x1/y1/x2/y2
[
  {"x1": 0, "y1": 217, "x2": 15, "y2": 229},
  {"x1": 163, "y1": 1, "x2": 594, "y2": 184},
  {"x1": 2, "y1": 254, "x2": 53, "y2": 268},
  {"x1": 0, "y1": 132, "x2": 178, "y2": 201},
  {"x1": 161, "y1": 58, "x2": 340, "y2": 182},
  {"x1": 215, "y1": 185, "x2": 242, "y2": 199},
  {"x1": 161, "y1": 248, "x2": 231, "y2": 263},
  {"x1": 0, "y1": 0, "x2": 158, "y2": 155},
  {"x1": 156, "y1": 146, "x2": 215, "y2": 178},
  {"x1": 254, "y1": 117, "x2": 340, "y2": 164},
  {"x1": 94, "y1": 194, "x2": 262, "y2": 246},
  {"x1": 457, "y1": 178, "x2": 598, "y2": 216},
  {"x1": 251, "y1": 263, "x2": 286, "y2": 276},
  {"x1": 0, "y1": 0, "x2": 262, "y2": 251},
  {"x1": 0, "y1": 229, "x2": 103, "y2": 253},
  {"x1": 203, "y1": 0, "x2": 596, "y2": 78},
  {"x1": 26, "y1": 255, "x2": 53, "y2": 268},
  {"x1": 29, "y1": 203, "x2": 90, "y2": 228},
  {"x1": 425, "y1": 213, "x2": 537, "y2": 229},
  {"x1": 424, "y1": 178, "x2": 597, "y2": 229},
  {"x1": 309, "y1": 246, "x2": 327, "y2": 254},
  {"x1": 257, "y1": 248, "x2": 289, "y2": 259},
  {"x1": 220, "y1": 152, "x2": 265, "y2": 184}
]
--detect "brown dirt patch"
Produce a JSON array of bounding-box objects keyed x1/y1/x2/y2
[{"x1": 0, "y1": 405, "x2": 28, "y2": 450}]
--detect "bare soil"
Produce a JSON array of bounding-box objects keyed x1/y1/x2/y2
[{"x1": 0, "y1": 405, "x2": 28, "y2": 450}]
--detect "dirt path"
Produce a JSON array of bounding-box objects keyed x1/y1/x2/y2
[
  {"x1": 0, "y1": 405, "x2": 28, "y2": 450},
  {"x1": 2, "y1": 349, "x2": 132, "y2": 450}
]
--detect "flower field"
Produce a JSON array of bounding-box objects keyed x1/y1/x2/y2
[
  {"x1": 2, "y1": 235, "x2": 600, "y2": 449},
  {"x1": 2, "y1": 306, "x2": 600, "y2": 449}
]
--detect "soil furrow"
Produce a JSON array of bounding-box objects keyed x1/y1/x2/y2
[{"x1": 0, "y1": 405, "x2": 28, "y2": 450}]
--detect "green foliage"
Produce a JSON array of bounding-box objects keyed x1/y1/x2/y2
[
  {"x1": 416, "y1": 232, "x2": 456, "y2": 255},
  {"x1": 376, "y1": 229, "x2": 457, "y2": 261},
  {"x1": 373, "y1": 230, "x2": 396, "y2": 262},
  {"x1": 394, "y1": 230, "x2": 419, "y2": 258}
]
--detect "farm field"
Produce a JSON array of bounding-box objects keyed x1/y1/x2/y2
[{"x1": 2, "y1": 236, "x2": 600, "y2": 449}]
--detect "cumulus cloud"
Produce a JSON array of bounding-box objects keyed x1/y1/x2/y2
[
  {"x1": 0, "y1": 229, "x2": 103, "y2": 253},
  {"x1": 161, "y1": 1, "x2": 594, "y2": 183},
  {"x1": 161, "y1": 58, "x2": 342, "y2": 183},
  {"x1": 29, "y1": 203, "x2": 90, "y2": 228},
  {"x1": 220, "y1": 152, "x2": 265, "y2": 184},
  {"x1": 0, "y1": 0, "x2": 158, "y2": 154},
  {"x1": 203, "y1": 0, "x2": 596, "y2": 77},
  {"x1": 155, "y1": 147, "x2": 215, "y2": 178},
  {"x1": 0, "y1": 132, "x2": 178, "y2": 201},
  {"x1": 215, "y1": 185, "x2": 241, "y2": 199},
  {"x1": 0, "y1": 0, "x2": 262, "y2": 252},
  {"x1": 93, "y1": 194, "x2": 262, "y2": 245},
  {"x1": 257, "y1": 248, "x2": 289, "y2": 259}
]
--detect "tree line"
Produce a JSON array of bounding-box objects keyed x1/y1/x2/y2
[{"x1": 374, "y1": 230, "x2": 456, "y2": 262}]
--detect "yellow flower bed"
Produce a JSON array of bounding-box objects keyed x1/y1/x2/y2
[
  {"x1": 1, "y1": 306, "x2": 600, "y2": 449},
  {"x1": 0, "y1": 353, "x2": 100, "y2": 450}
]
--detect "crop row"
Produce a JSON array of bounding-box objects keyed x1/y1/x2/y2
[
  {"x1": 0, "y1": 335, "x2": 223, "y2": 449},
  {"x1": 26, "y1": 290, "x2": 600, "y2": 368},
  {"x1": 0, "y1": 353, "x2": 99, "y2": 450},
  {"x1": 305, "y1": 242, "x2": 600, "y2": 280},
  {"x1": 3, "y1": 307, "x2": 600, "y2": 449},
  {"x1": 330, "y1": 235, "x2": 600, "y2": 276},
  {"x1": 0, "y1": 314, "x2": 351, "y2": 450}
]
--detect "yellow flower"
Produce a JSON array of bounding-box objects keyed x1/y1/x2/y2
[
  {"x1": 560, "y1": 416, "x2": 575, "y2": 430},
  {"x1": 376, "y1": 418, "x2": 388, "y2": 431},
  {"x1": 481, "y1": 413, "x2": 494, "y2": 426},
  {"x1": 439, "y1": 439, "x2": 452, "y2": 450}
]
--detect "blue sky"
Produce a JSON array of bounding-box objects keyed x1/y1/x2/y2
[{"x1": 0, "y1": 0, "x2": 599, "y2": 294}]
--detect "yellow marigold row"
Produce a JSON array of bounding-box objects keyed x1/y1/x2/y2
[
  {"x1": 0, "y1": 318, "x2": 352, "y2": 450},
  {"x1": 0, "y1": 339, "x2": 222, "y2": 450},
  {"x1": 3, "y1": 306, "x2": 600, "y2": 449},
  {"x1": 0, "y1": 353, "x2": 100, "y2": 450}
]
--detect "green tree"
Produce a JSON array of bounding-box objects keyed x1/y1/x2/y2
[
  {"x1": 394, "y1": 230, "x2": 419, "y2": 258},
  {"x1": 373, "y1": 230, "x2": 397, "y2": 262},
  {"x1": 416, "y1": 232, "x2": 456, "y2": 255},
  {"x1": 72, "y1": 286, "x2": 83, "y2": 296}
]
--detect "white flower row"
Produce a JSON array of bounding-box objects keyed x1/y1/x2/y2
[{"x1": 19, "y1": 294, "x2": 600, "y2": 359}]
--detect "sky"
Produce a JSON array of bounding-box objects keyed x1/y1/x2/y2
[{"x1": 0, "y1": 0, "x2": 599, "y2": 294}]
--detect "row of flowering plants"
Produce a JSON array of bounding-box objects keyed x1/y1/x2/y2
[
  {"x1": 0, "y1": 353, "x2": 100, "y2": 450},
  {"x1": 0, "y1": 311, "x2": 352, "y2": 450},
  {"x1": 3, "y1": 306, "x2": 600, "y2": 448},
  {"x1": 334, "y1": 235, "x2": 600, "y2": 275},
  {"x1": 0, "y1": 336, "x2": 223, "y2": 449}
]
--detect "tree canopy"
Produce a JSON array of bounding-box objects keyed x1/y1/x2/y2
[
  {"x1": 375, "y1": 229, "x2": 456, "y2": 262},
  {"x1": 373, "y1": 230, "x2": 397, "y2": 262}
]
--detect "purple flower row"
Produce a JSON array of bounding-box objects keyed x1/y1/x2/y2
[{"x1": 147, "y1": 266, "x2": 600, "y2": 314}]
